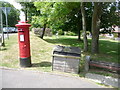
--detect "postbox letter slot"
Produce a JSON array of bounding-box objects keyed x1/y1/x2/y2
[
  {"x1": 20, "y1": 35, "x2": 24, "y2": 41},
  {"x1": 19, "y1": 31, "x2": 24, "y2": 32},
  {"x1": 19, "y1": 29, "x2": 24, "y2": 32}
]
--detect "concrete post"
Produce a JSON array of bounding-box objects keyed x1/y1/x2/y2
[{"x1": 84, "y1": 56, "x2": 90, "y2": 72}]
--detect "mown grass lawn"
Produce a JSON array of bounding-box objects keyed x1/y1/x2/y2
[
  {"x1": 44, "y1": 35, "x2": 119, "y2": 63},
  {"x1": 0, "y1": 32, "x2": 119, "y2": 72}
]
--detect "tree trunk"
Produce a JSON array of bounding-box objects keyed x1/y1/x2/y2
[
  {"x1": 81, "y1": 2, "x2": 88, "y2": 52},
  {"x1": 25, "y1": 5, "x2": 27, "y2": 21},
  {"x1": 78, "y1": 28, "x2": 81, "y2": 41},
  {"x1": 91, "y1": 2, "x2": 102, "y2": 54},
  {"x1": 40, "y1": 23, "x2": 46, "y2": 39},
  {"x1": 25, "y1": 10, "x2": 27, "y2": 21},
  {"x1": 77, "y1": 22, "x2": 81, "y2": 41}
]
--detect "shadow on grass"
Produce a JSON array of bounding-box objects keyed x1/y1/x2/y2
[
  {"x1": 44, "y1": 38, "x2": 84, "y2": 48},
  {"x1": 32, "y1": 61, "x2": 52, "y2": 67},
  {"x1": 0, "y1": 47, "x2": 7, "y2": 51},
  {"x1": 44, "y1": 37, "x2": 119, "y2": 55}
]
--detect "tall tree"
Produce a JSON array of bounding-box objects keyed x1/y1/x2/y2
[
  {"x1": 34, "y1": 2, "x2": 54, "y2": 39},
  {"x1": 50, "y1": 2, "x2": 82, "y2": 40},
  {"x1": 81, "y1": 2, "x2": 88, "y2": 52},
  {"x1": 100, "y1": 2, "x2": 120, "y2": 34},
  {"x1": 19, "y1": 2, "x2": 40, "y2": 22},
  {"x1": 33, "y1": 2, "x2": 83, "y2": 39},
  {"x1": 91, "y1": 2, "x2": 102, "y2": 53}
]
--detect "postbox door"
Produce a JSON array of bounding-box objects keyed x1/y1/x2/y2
[{"x1": 19, "y1": 31, "x2": 27, "y2": 58}]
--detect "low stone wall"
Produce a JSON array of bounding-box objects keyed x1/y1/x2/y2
[{"x1": 32, "y1": 28, "x2": 52, "y2": 37}]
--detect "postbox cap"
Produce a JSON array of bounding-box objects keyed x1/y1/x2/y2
[{"x1": 15, "y1": 21, "x2": 31, "y2": 28}]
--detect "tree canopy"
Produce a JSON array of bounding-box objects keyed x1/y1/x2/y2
[{"x1": 19, "y1": 2, "x2": 119, "y2": 53}]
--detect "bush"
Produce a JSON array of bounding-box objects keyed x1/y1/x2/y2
[
  {"x1": 58, "y1": 29, "x2": 64, "y2": 35},
  {"x1": 52, "y1": 29, "x2": 57, "y2": 35},
  {"x1": 113, "y1": 33, "x2": 118, "y2": 38},
  {"x1": 66, "y1": 31, "x2": 76, "y2": 36}
]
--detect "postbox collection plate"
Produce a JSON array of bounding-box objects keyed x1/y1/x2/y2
[{"x1": 20, "y1": 35, "x2": 24, "y2": 41}]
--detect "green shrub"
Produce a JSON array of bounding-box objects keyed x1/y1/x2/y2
[
  {"x1": 52, "y1": 29, "x2": 57, "y2": 35},
  {"x1": 113, "y1": 33, "x2": 118, "y2": 38},
  {"x1": 58, "y1": 29, "x2": 64, "y2": 35}
]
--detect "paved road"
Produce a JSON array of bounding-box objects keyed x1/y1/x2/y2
[{"x1": 0, "y1": 68, "x2": 106, "y2": 88}]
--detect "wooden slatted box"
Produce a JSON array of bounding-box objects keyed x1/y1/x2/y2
[{"x1": 52, "y1": 45, "x2": 81, "y2": 74}]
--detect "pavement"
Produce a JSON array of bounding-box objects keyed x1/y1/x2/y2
[
  {"x1": 85, "y1": 73, "x2": 119, "y2": 88},
  {"x1": 0, "y1": 68, "x2": 107, "y2": 88}
]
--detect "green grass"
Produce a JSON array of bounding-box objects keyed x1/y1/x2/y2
[
  {"x1": 0, "y1": 33, "x2": 119, "y2": 72},
  {"x1": 93, "y1": 39, "x2": 119, "y2": 63},
  {"x1": 0, "y1": 34, "x2": 19, "y2": 68},
  {"x1": 44, "y1": 36, "x2": 119, "y2": 63}
]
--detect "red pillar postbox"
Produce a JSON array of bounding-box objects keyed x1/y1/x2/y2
[{"x1": 15, "y1": 21, "x2": 32, "y2": 67}]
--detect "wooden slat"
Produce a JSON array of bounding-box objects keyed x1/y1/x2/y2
[
  {"x1": 53, "y1": 54, "x2": 81, "y2": 59},
  {"x1": 90, "y1": 60, "x2": 120, "y2": 71},
  {"x1": 53, "y1": 54, "x2": 80, "y2": 74},
  {"x1": 90, "y1": 60, "x2": 120, "y2": 68}
]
